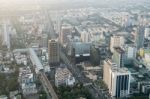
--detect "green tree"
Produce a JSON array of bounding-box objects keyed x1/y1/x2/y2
[{"x1": 90, "y1": 46, "x2": 100, "y2": 66}]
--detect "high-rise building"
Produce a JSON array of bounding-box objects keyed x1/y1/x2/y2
[
  {"x1": 110, "y1": 36, "x2": 125, "y2": 53},
  {"x1": 124, "y1": 45, "x2": 137, "y2": 59},
  {"x1": 112, "y1": 47, "x2": 125, "y2": 67},
  {"x1": 2, "y1": 22, "x2": 10, "y2": 50},
  {"x1": 41, "y1": 34, "x2": 48, "y2": 48},
  {"x1": 135, "y1": 26, "x2": 145, "y2": 49},
  {"x1": 48, "y1": 39, "x2": 60, "y2": 66},
  {"x1": 124, "y1": 45, "x2": 137, "y2": 65},
  {"x1": 103, "y1": 59, "x2": 130, "y2": 98},
  {"x1": 60, "y1": 25, "x2": 72, "y2": 45}
]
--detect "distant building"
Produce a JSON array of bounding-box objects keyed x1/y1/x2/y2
[
  {"x1": 135, "y1": 26, "x2": 145, "y2": 49},
  {"x1": 48, "y1": 39, "x2": 60, "y2": 66},
  {"x1": 2, "y1": 21, "x2": 11, "y2": 50},
  {"x1": 41, "y1": 34, "x2": 48, "y2": 48},
  {"x1": 144, "y1": 26, "x2": 150, "y2": 40},
  {"x1": 70, "y1": 42, "x2": 91, "y2": 58},
  {"x1": 112, "y1": 47, "x2": 125, "y2": 67},
  {"x1": 81, "y1": 31, "x2": 90, "y2": 43},
  {"x1": 55, "y1": 67, "x2": 75, "y2": 87},
  {"x1": 110, "y1": 36, "x2": 125, "y2": 53},
  {"x1": 68, "y1": 42, "x2": 91, "y2": 63},
  {"x1": 103, "y1": 59, "x2": 130, "y2": 98},
  {"x1": 14, "y1": 52, "x2": 27, "y2": 65},
  {"x1": 138, "y1": 82, "x2": 150, "y2": 94},
  {"x1": 124, "y1": 45, "x2": 137, "y2": 64},
  {"x1": 60, "y1": 24, "x2": 72, "y2": 45}
]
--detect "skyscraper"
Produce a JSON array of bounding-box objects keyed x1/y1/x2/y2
[
  {"x1": 135, "y1": 26, "x2": 145, "y2": 49},
  {"x1": 48, "y1": 39, "x2": 60, "y2": 66},
  {"x1": 135, "y1": 15, "x2": 145, "y2": 49},
  {"x1": 103, "y1": 59, "x2": 130, "y2": 98}
]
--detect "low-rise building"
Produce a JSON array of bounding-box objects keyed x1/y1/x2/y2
[
  {"x1": 55, "y1": 67, "x2": 75, "y2": 87},
  {"x1": 18, "y1": 67, "x2": 37, "y2": 96},
  {"x1": 14, "y1": 52, "x2": 27, "y2": 65},
  {"x1": 138, "y1": 82, "x2": 150, "y2": 94}
]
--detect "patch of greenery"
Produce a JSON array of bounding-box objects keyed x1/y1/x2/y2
[
  {"x1": 58, "y1": 83, "x2": 94, "y2": 99},
  {"x1": 39, "y1": 91, "x2": 47, "y2": 99},
  {"x1": 0, "y1": 65, "x2": 19, "y2": 95},
  {"x1": 90, "y1": 46, "x2": 100, "y2": 66}
]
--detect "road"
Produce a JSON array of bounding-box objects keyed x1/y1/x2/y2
[
  {"x1": 38, "y1": 2, "x2": 112, "y2": 98},
  {"x1": 39, "y1": 72, "x2": 59, "y2": 99},
  {"x1": 60, "y1": 49, "x2": 112, "y2": 99}
]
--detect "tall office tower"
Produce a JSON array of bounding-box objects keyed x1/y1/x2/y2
[
  {"x1": 135, "y1": 26, "x2": 145, "y2": 50},
  {"x1": 103, "y1": 59, "x2": 130, "y2": 98},
  {"x1": 81, "y1": 31, "x2": 90, "y2": 43},
  {"x1": 60, "y1": 25, "x2": 72, "y2": 45},
  {"x1": 41, "y1": 34, "x2": 48, "y2": 48},
  {"x1": 112, "y1": 47, "x2": 125, "y2": 67},
  {"x1": 55, "y1": 11, "x2": 61, "y2": 35},
  {"x1": 48, "y1": 39, "x2": 60, "y2": 66},
  {"x1": 110, "y1": 35, "x2": 125, "y2": 53},
  {"x1": 2, "y1": 22, "x2": 10, "y2": 50}
]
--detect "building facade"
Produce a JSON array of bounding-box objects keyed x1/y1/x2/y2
[
  {"x1": 19, "y1": 67, "x2": 37, "y2": 96},
  {"x1": 60, "y1": 25, "x2": 72, "y2": 45},
  {"x1": 55, "y1": 67, "x2": 75, "y2": 87},
  {"x1": 103, "y1": 59, "x2": 130, "y2": 98},
  {"x1": 110, "y1": 36, "x2": 125, "y2": 53},
  {"x1": 135, "y1": 26, "x2": 145, "y2": 49},
  {"x1": 112, "y1": 47, "x2": 125, "y2": 67},
  {"x1": 48, "y1": 39, "x2": 60, "y2": 66}
]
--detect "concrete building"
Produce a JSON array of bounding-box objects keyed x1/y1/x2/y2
[
  {"x1": 138, "y1": 82, "x2": 150, "y2": 94},
  {"x1": 41, "y1": 34, "x2": 48, "y2": 48},
  {"x1": 81, "y1": 31, "x2": 90, "y2": 43},
  {"x1": 19, "y1": 67, "x2": 37, "y2": 96},
  {"x1": 55, "y1": 67, "x2": 75, "y2": 87},
  {"x1": 124, "y1": 45, "x2": 137, "y2": 65},
  {"x1": 2, "y1": 22, "x2": 11, "y2": 50},
  {"x1": 60, "y1": 24, "x2": 72, "y2": 45},
  {"x1": 144, "y1": 26, "x2": 150, "y2": 40},
  {"x1": 123, "y1": 45, "x2": 137, "y2": 65},
  {"x1": 125, "y1": 45, "x2": 137, "y2": 59},
  {"x1": 135, "y1": 26, "x2": 145, "y2": 49},
  {"x1": 48, "y1": 39, "x2": 60, "y2": 66},
  {"x1": 112, "y1": 47, "x2": 125, "y2": 67},
  {"x1": 70, "y1": 42, "x2": 91, "y2": 58},
  {"x1": 110, "y1": 36, "x2": 125, "y2": 53},
  {"x1": 14, "y1": 52, "x2": 27, "y2": 65},
  {"x1": 103, "y1": 59, "x2": 131, "y2": 98}
]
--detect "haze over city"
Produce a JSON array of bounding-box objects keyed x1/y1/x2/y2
[{"x1": 0, "y1": 0, "x2": 150, "y2": 99}]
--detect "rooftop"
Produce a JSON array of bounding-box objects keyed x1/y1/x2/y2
[
  {"x1": 105, "y1": 59, "x2": 130, "y2": 74},
  {"x1": 114, "y1": 47, "x2": 125, "y2": 53}
]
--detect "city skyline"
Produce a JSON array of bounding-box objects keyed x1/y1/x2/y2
[{"x1": 0, "y1": 0, "x2": 150, "y2": 99}]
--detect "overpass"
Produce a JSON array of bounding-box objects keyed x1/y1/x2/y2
[{"x1": 39, "y1": 72, "x2": 59, "y2": 99}]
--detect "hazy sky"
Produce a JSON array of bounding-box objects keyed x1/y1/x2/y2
[{"x1": 0, "y1": 0, "x2": 148, "y2": 7}]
